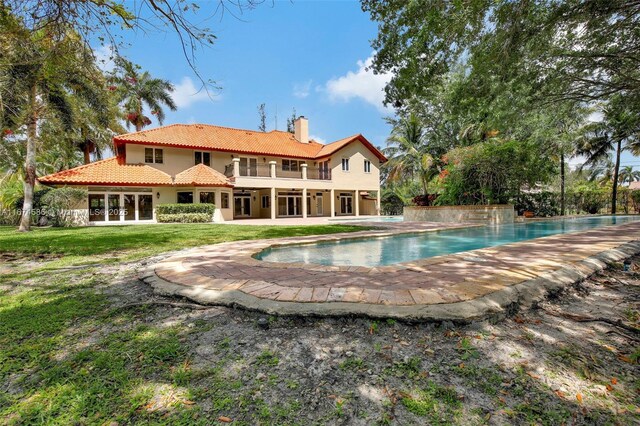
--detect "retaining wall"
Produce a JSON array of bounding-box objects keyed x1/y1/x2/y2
[{"x1": 404, "y1": 204, "x2": 515, "y2": 224}]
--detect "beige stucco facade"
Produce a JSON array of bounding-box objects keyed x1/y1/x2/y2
[{"x1": 71, "y1": 137, "x2": 381, "y2": 225}]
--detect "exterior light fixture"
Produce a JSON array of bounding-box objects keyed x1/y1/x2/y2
[{"x1": 156, "y1": 192, "x2": 160, "y2": 199}]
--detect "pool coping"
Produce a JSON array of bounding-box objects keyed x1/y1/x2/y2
[{"x1": 141, "y1": 220, "x2": 640, "y2": 322}]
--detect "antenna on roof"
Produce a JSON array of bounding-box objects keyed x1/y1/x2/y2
[{"x1": 274, "y1": 105, "x2": 278, "y2": 130}]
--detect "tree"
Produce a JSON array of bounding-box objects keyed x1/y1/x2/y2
[
  {"x1": 618, "y1": 166, "x2": 640, "y2": 186},
  {"x1": 362, "y1": 0, "x2": 640, "y2": 110},
  {"x1": 257, "y1": 103, "x2": 267, "y2": 132},
  {"x1": 286, "y1": 108, "x2": 297, "y2": 134},
  {"x1": 0, "y1": 12, "x2": 109, "y2": 231},
  {"x1": 576, "y1": 96, "x2": 640, "y2": 213},
  {"x1": 109, "y1": 57, "x2": 177, "y2": 132},
  {"x1": 384, "y1": 113, "x2": 442, "y2": 196}
]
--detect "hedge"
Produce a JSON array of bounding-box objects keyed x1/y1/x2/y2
[
  {"x1": 156, "y1": 213, "x2": 213, "y2": 223},
  {"x1": 156, "y1": 203, "x2": 215, "y2": 215}
]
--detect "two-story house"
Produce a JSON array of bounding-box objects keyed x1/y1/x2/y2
[{"x1": 38, "y1": 117, "x2": 386, "y2": 224}]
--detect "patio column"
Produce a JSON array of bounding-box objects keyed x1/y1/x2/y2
[
  {"x1": 270, "y1": 187, "x2": 276, "y2": 219},
  {"x1": 302, "y1": 188, "x2": 308, "y2": 218},
  {"x1": 232, "y1": 158, "x2": 240, "y2": 177},
  {"x1": 269, "y1": 161, "x2": 277, "y2": 178},
  {"x1": 330, "y1": 189, "x2": 335, "y2": 217},
  {"x1": 301, "y1": 163, "x2": 308, "y2": 180},
  {"x1": 354, "y1": 190, "x2": 359, "y2": 216},
  {"x1": 377, "y1": 190, "x2": 381, "y2": 216}
]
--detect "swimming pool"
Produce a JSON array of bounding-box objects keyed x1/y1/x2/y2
[{"x1": 256, "y1": 215, "x2": 639, "y2": 267}]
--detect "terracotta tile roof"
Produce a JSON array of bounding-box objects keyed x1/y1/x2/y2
[
  {"x1": 114, "y1": 124, "x2": 387, "y2": 162},
  {"x1": 316, "y1": 134, "x2": 387, "y2": 161},
  {"x1": 38, "y1": 157, "x2": 174, "y2": 186},
  {"x1": 174, "y1": 163, "x2": 232, "y2": 187}
]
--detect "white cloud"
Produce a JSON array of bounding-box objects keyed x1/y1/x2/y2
[
  {"x1": 293, "y1": 80, "x2": 312, "y2": 99},
  {"x1": 588, "y1": 110, "x2": 604, "y2": 123},
  {"x1": 310, "y1": 134, "x2": 326, "y2": 144},
  {"x1": 324, "y1": 55, "x2": 392, "y2": 113},
  {"x1": 94, "y1": 45, "x2": 115, "y2": 72},
  {"x1": 172, "y1": 77, "x2": 218, "y2": 109}
]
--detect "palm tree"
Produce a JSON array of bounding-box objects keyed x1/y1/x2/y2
[
  {"x1": 384, "y1": 113, "x2": 441, "y2": 196},
  {"x1": 618, "y1": 166, "x2": 640, "y2": 186},
  {"x1": 110, "y1": 57, "x2": 177, "y2": 132},
  {"x1": 0, "y1": 14, "x2": 108, "y2": 231},
  {"x1": 576, "y1": 96, "x2": 640, "y2": 214}
]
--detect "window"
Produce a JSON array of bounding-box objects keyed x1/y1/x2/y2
[
  {"x1": 364, "y1": 160, "x2": 371, "y2": 173},
  {"x1": 282, "y1": 159, "x2": 300, "y2": 172},
  {"x1": 261, "y1": 195, "x2": 270, "y2": 209},
  {"x1": 145, "y1": 147, "x2": 163, "y2": 164},
  {"x1": 195, "y1": 151, "x2": 211, "y2": 166},
  {"x1": 177, "y1": 191, "x2": 193, "y2": 204},
  {"x1": 200, "y1": 192, "x2": 214, "y2": 204},
  {"x1": 342, "y1": 158, "x2": 350, "y2": 171},
  {"x1": 239, "y1": 157, "x2": 257, "y2": 176},
  {"x1": 221, "y1": 192, "x2": 230, "y2": 209}
]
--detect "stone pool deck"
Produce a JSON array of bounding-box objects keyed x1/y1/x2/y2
[{"x1": 141, "y1": 220, "x2": 640, "y2": 321}]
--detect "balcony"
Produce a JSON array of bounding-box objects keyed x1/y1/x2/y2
[{"x1": 224, "y1": 161, "x2": 331, "y2": 181}]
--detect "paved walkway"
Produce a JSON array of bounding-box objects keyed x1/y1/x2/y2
[
  {"x1": 142, "y1": 221, "x2": 640, "y2": 320},
  {"x1": 222, "y1": 215, "x2": 393, "y2": 226}
]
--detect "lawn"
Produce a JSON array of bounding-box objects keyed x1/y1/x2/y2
[{"x1": 0, "y1": 223, "x2": 366, "y2": 262}]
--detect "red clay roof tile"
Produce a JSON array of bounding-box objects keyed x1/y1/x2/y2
[
  {"x1": 174, "y1": 163, "x2": 232, "y2": 187},
  {"x1": 38, "y1": 158, "x2": 174, "y2": 186}
]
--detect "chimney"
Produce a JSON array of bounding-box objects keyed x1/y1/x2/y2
[{"x1": 294, "y1": 116, "x2": 309, "y2": 143}]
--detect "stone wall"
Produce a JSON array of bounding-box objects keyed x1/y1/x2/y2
[{"x1": 404, "y1": 205, "x2": 515, "y2": 224}]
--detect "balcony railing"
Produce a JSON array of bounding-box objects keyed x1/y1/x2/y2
[
  {"x1": 307, "y1": 167, "x2": 331, "y2": 180},
  {"x1": 224, "y1": 163, "x2": 331, "y2": 180}
]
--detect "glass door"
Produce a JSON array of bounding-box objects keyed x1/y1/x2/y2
[
  {"x1": 107, "y1": 194, "x2": 121, "y2": 221},
  {"x1": 340, "y1": 195, "x2": 353, "y2": 215},
  {"x1": 316, "y1": 195, "x2": 323, "y2": 216},
  {"x1": 234, "y1": 195, "x2": 251, "y2": 217},
  {"x1": 123, "y1": 194, "x2": 136, "y2": 221}
]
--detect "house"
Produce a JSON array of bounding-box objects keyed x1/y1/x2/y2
[{"x1": 38, "y1": 117, "x2": 386, "y2": 224}]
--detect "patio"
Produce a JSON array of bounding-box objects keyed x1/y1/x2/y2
[{"x1": 141, "y1": 221, "x2": 640, "y2": 321}]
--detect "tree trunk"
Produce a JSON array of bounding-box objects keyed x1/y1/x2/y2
[
  {"x1": 19, "y1": 84, "x2": 38, "y2": 232},
  {"x1": 135, "y1": 98, "x2": 143, "y2": 132},
  {"x1": 83, "y1": 145, "x2": 91, "y2": 164},
  {"x1": 611, "y1": 139, "x2": 622, "y2": 214},
  {"x1": 560, "y1": 151, "x2": 565, "y2": 216}
]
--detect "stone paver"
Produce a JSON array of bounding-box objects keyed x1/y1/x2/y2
[{"x1": 143, "y1": 220, "x2": 640, "y2": 319}]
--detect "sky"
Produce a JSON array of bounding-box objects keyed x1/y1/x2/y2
[
  {"x1": 96, "y1": 0, "x2": 640, "y2": 170},
  {"x1": 97, "y1": 0, "x2": 393, "y2": 149}
]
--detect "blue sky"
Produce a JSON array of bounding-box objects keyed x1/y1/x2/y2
[
  {"x1": 98, "y1": 0, "x2": 393, "y2": 149},
  {"x1": 96, "y1": 0, "x2": 640, "y2": 169}
]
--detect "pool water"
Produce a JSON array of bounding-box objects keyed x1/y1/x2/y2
[{"x1": 256, "y1": 215, "x2": 639, "y2": 267}]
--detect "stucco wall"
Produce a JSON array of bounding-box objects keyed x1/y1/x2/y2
[{"x1": 404, "y1": 205, "x2": 515, "y2": 224}]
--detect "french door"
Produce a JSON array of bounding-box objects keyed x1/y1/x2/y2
[
  {"x1": 340, "y1": 195, "x2": 353, "y2": 215},
  {"x1": 316, "y1": 194, "x2": 323, "y2": 216},
  {"x1": 234, "y1": 195, "x2": 251, "y2": 217}
]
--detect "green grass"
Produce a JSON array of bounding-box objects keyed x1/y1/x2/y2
[{"x1": 0, "y1": 223, "x2": 366, "y2": 262}]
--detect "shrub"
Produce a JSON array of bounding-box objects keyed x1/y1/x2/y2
[
  {"x1": 156, "y1": 203, "x2": 215, "y2": 215},
  {"x1": 14, "y1": 187, "x2": 52, "y2": 225},
  {"x1": 40, "y1": 187, "x2": 87, "y2": 227},
  {"x1": 156, "y1": 213, "x2": 212, "y2": 223},
  {"x1": 631, "y1": 190, "x2": 640, "y2": 213}
]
